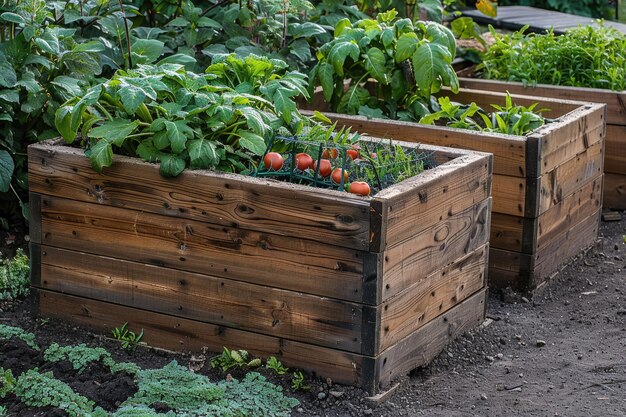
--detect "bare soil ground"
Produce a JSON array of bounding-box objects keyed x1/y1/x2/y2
[{"x1": 1, "y1": 213, "x2": 625, "y2": 416}]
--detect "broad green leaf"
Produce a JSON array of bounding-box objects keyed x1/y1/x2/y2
[
  {"x1": 118, "y1": 85, "x2": 146, "y2": 114},
  {"x1": 159, "y1": 154, "x2": 186, "y2": 177},
  {"x1": 136, "y1": 141, "x2": 160, "y2": 163},
  {"x1": 88, "y1": 119, "x2": 140, "y2": 146},
  {"x1": 0, "y1": 89, "x2": 19, "y2": 103},
  {"x1": 237, "y1": 131, "x2": 266, "y2": 156},
  {"x1": 51, "y1": 76, "x2": 82, "y2": 96},
  {"x1": 34, "y1": 29, "x2": 60, "y2": 55},
  {"x1": 0, "y1": 12, "x2": 25, "y2": 24},
  {"x1": 188, "y1": 138, "x2": 219, "y2": 169},
  {"x1": 476, "y1": 0, "x2": 498, "y2": 18},
  {"x1": 55, "y1": 105, "x2": 76, "y2": 142},
  {"x1": 390, "y1": 69, "x2": 408, "y2": 101},
  {"x1": 21, "y1": 92, "x2": 47, "y2": 113},
  {"x1": 131, "y1": 39, "x2": 165, "y2": 64},
  {"x1": 167, "y1": 17, "x2": 190, "y2": 27},
  {"x1": 425, "y1": 22, "x2": 456, "y2": 58},
  {"x1": 328, "y1": 41, "x2": 359, "y2": 77},
  {"x1": 165, "y1": 120, "x2": 192, "y2": 154},
  {"x1": 418, "y1": 0, "x2": 444, "y2": 23},
  {"x1": 72, "y1": 41, "x2": 106, "y2": 53},
  {"x1": 291, "y1": 22, "x2": 327, "y2": 38},
  {"x1": 88, "y1": 140, "x2": 113, "y2": 172},
  {"x1": 334, "y1": 18, "x2": 352, "y2": 37},
  {"x1": 64, "y1": 52, "x2": 102, "y2": 77},
  {"x1": 338, "y1": 86, "x2": 369, "y2": 114},
  {"x1": 376, "y1": 9, "x2": 398, "y2": 23},
  {"x1": 395, "y1": 33, "x2": 418, "y2": 62},
  {"x1": 0, "y1": 60, "x2": 17, "y2": 88},
  {"x1": 381, "y1": 28, "x2": 395, "y2": 49},
  {"x1": 451, "y1": 17, "x2": 477, "y2": 39},
  {"x1": 317, "y1": 62, "x2": 334, "y2": 103},
  {"x1": 364, "y1": 47, "x2": 388, "y2": 84},
  {"x1": 289, "y1": 39, "x2": 312, "y2": 62},
  {"x1": 412, "y1": 42, "x2": 457, "y2": 97},
  {"x1": 273, "y1": 89, "x2": 297, "y2": 123},
  {"x1": 241, "y1": 108, "x2": 269, "y2": 136},
  {"x1": 358, "y1": 106, "x2": 385, "y2": 120},
  {"x1": 0, "y1": 150, "x2": 14, "y2": 193},
  {"x1": 196, "y1": 17, "x2": 221, "y2": 29},
  {"x1": 157, "y1": 54, "x2": 197, "y2": 67}
]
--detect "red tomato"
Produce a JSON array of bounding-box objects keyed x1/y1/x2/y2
[
  {"x1": 349, "y1": 181, "x2": 371, "y2": 196},
  {"x1": 346, "y1": 149, "x2": 360, "y2": 160},
  {"x1": 315, "y1": 159, "x2": 332, "y2": 178},
  {"x1": 263, "y1": 152, "x2": 284, "y2": 171},
  {"x1": 322, "y1": 148, "x2": 339, "y2": 159},
  {"x1": 295, "y1": 153, "x2": 314, "y2": 171},
  {"x1": 370, "y1": 152, "x2": 377, "y2": 159},
  {"x1": 331, "y1": 168, "x2": 349, "y2": 184}
]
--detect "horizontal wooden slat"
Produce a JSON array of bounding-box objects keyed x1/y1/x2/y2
[
  {"x1": 380, "y1": 244, "x2": 487, "y2": 351},
  {"x1": 492, "y1": 174, "x2": 526, "y2": 216},
  {"x1": 537, "y1": 176, "x2": 602, "y2": 251},
  {"x1": 602, "y1": 172, "x2": 626, "y2": 210},
  {"x1": 38, "y1": 196, "x2": 371, "y2": 303},
  {"x1": 36, "y1": 289, "x2": 369, "y2": 388},
  {"x1": 538, "y1": 141, "x2": 604, "y2": 214},
  {"x1": 489, "y1": 213, "x2": 535, "y2": 253},
  {"x1": 459, "y1": 76, "x2": 626, "y2": 126},
  {"x1": 307, "y1": 111, "x2": 527, "y2": 178},
  {"x1": 605, "y1": 125, "x2": 626, "y2": 175},
  {"x1": 382, "y1": 198, "x2": 491, "y2": 300},
  {"x1": 35, "y1": 245, "x2": 371, "y2": 353},
  {"x1": 28, "y1": 142, "x2": 371, "y2": 251},
  {"x1": 374, "y1": 289, "x2": 486, "y2": 388},
  {"x1": 376, "y1": 153, "x2": 491, "y2": 249}
]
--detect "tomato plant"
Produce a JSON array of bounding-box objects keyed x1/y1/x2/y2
[
  {"x1": 314, "y1": 159, "x2": 332, "y2": 177},
  {"x1": 295, "y1": 153, "x2": 314, "y2": 171},
  {"x1": 331, "y1": 168, "x2": 349, "y2": 184}
]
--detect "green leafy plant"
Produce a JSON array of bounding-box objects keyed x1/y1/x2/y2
[
  {"x1": 498, "y1": 0, "x2": 612, "y2": 18},
  {"x1": 0, "y1": 248, "x2": 29, "y2": 301},
  {"x1": 44, "y1": 343, "x2": 140, "y2": 374},
  {"x1": 13, "y1": 369, "x2": 103, "y2": 417},
  {"x1": 479, "y1": 24, "x2": 626, "y2": 91},
  {"x1": 310, "y1": 9, "x2": 459, "y2": 121},
  {"x1": 0, "y1": 324, "x2": 39, "y2": 350},
  {"x1": 290, "y1": 370, "x2": 310, "y2": 391},
  {"x1": 55, "y1": 54, "x2": 309, "y2": 177},
  {"x1": 0, "y1": 368, "x2": 15, "y2": 399},
  {"x1": 210, "y1": 347, "x2": 262, "y2": 372},
  {"x1": 111, "y1": 322, "x2": 145, "y2": 352},
  {"x1": 266, "y1": 356, "x2": 289, "y2": 375}
]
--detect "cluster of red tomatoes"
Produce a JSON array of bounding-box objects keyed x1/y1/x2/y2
[{"x1": 262, "y1": 145, "x2": 372, "y2": 196}]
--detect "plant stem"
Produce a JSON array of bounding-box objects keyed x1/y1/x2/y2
[{"x1": 117, "y1": 0, "x2": 133, "y2": 69}]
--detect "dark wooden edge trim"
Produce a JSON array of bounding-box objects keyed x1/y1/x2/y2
[
  {"x1": 520, "y1": 217, "x2": 539, "y2": 255},
  {"x1": 524, "y1": 176, "x2": 541, "y2": 218},
  {"x1": 30, "y1": 287, "x2": 41, "y2": 318},
  {"x1": 28, "y1": 192, "x2": 42, "y2": 244},
  {"x1": 483, "y1": 244, "x2": 490, "y2": 287},
  {"x1": 485, "y1": 153, "x2": 494, "y2": 197},
  {"x1": 362, "y1": 253, "x2": 383, "y2": 305},
  {"x1": 525, "y1": 135, "x2": 541, "y2": 180},
  {"x1": 360, "y1": 357, "x2": 378, "y2": 395},
  {"x1": 29, "y1": 242, "x2": 41, "y2": 288},
  {"x1": 369, "y1": 199, "x2": 387, "y2": 253},
  {"x1": 361, "y1": 306, "x2": 380, "y2": 357}
]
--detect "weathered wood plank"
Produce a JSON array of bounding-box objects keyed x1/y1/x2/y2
[
  {"x1": 36, "y1": 289, "x2": 369, "y2": 388},
  {"x1": 488, "y1": 248, "x2": 533, "y2": 290},
  {"x1": 605, "y1": 125, "x2": 626, "y2": 175},
  {"x1": 538, "y1": 141, "x2": 604, "y2": 214},
  {"x1": 28, "y1": 142, "x2": 372, "y2": 251},
  {"x1": 492, "y1": 174, "x2": 527, "y2": 216},
  {"x1": 376, "y1": 153, "x2": 492, "y2": 249},
  {"x1": 374, "y1": 289, "x2": 486, "y2": 389},
  {"x1": 380, "y1": 244, "x2": 487, "y2": 351},
  {"x1": 28, "y1": 192, "x2": 42, "y2": 244},
  {"x1": 489, "y1": 213, "x2": 536, "y2": 254},
  {"x1": 304, "y1": 111, "x2": 527, "y2": 178},
  {"x1": 537, "y1": 176, "x2": 603, "y2": 251},
  {"x1": 603, "y1": 173, "x2": 626, "y2": 210},
  {"x1": 38, "y1": 196, "x2": 372, "y2": 303},
  {"x1": 382, "y1": 198, "x2": 491, "y2": 300},
  {"x1": 35, "y1": 245, "x2": 374, "y2": 353},
  {"x1": 534, "y1": 111, "x2": 605, "y2": 177},
  {"x1": 459, "y1": 76, "x2": 626, "y2": 126}
]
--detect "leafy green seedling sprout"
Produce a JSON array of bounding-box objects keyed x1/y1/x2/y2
[
  {"x1": 111, "y1": 322, "x2": 144, "y2": 353},
  {"x1": 291, "y1": 370, "x2": 310, "y2": 392},
  {"x1": 266, "y1": 356, "x2": 289, "y2": 375}
]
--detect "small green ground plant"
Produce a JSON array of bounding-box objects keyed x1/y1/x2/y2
[
  {"x1": 478, "y1": 24, "x2": 626, "y2": 91},
  {"x1": 210, "y1": 347, "x2": 262, "y2": 372},
  {"x1": 0, "y1": 248, "x2": 29, "y2": 301},
  {"x1": 0, "y1": 324, "x2": 39, "y2": 350},
  {"x1": 111, "y1": 322, "x2": 145, "y2": 353},
  {"x1": 44, "y1": 343, "x2": 140, "y2": 375}
]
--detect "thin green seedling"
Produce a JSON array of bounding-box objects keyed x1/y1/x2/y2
[{"x1": 111, "y1": 322, "x2": 144, "y2": 353}]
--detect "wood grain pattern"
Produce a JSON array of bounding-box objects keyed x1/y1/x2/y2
[
  {"x1": 538, "y1": 142, "x2": 604, "y2": 214},
  {"x1": 36, "y1": 289, "x2": 369, "y2": 387},
  {"x1": 489, "y1": 213, "x2": 535, "y2": 253},
  {"x1": 28, "y1": 143, "x2": 372, "y2": 251},
  {"x1": 605, "y1": 125, "x2": 626, "y2": 175},
  {"x1": 459, "y1": 76, "x2": 626, "y2": 126},
  {"x1": 35, "y1": 245, "x2": 371, "y2": 353},
  {"x1": 374, "y1": 289, "x2": 486, "y2": 388},
  {"x1": 382, "y1": 198, "x2": 491, "y2": 300},
  {"x1": 492, "y1": 174, "x2": 526, "y2": 216},
  {"x1": 600, "y1": 173, "x2": 625, "y2": 210},
  {"x1": 38, "y1": 196, "x2": 371, "y2": 302},
  {"x1": 377, "y1": 154, "x2": 491, "y2": 249},
  {"x1": 380, "y1": 244, "x2": 487, "y2": 351}
]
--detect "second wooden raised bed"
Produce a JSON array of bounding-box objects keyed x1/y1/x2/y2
[
  {"x1": 28, "y1": 137, "x2": 492, "y2": 393},
  {"x1": 303, "y1": 88, "x2": 605, "y2": 290},
  {"x1": 457, "y1": 72, "x2": 624, "y2": 210}
]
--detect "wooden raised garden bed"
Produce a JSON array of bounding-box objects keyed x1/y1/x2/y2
[
  {"x1": 303, "y1": 88, "x2": 605, "y2": 290},
  {"x1": 457, "y1": 71, "x2": 624, "y2": 210},
  {"x1": 27, "y1": 138, "x2": 492, "y2": 393}
]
